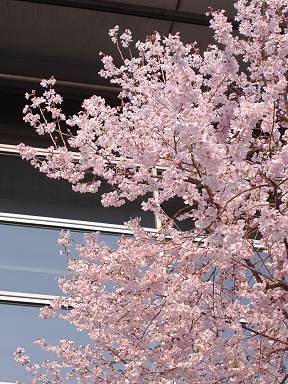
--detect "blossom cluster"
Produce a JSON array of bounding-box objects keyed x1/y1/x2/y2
[{"x1": 16, "y1": 0, "x2": 288, "y2": 382}]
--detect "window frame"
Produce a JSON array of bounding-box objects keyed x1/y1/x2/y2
[
  {"x1": 0, "y1": 144, "x2": 264, "y2": 302},
  {"x1": 0, "y1": 144, "x2": 266, "y2": 383},
  {"x1": 0, "y1": 143, "x2": 161, "y2": 307}
]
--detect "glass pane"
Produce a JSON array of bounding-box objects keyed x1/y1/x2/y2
[
  {"x1": 0, "y1": 304, "x2": 90, "y2": 383},
  {"x1": 0, "y1": 223, "x2": 123, "y2": 295},
  {"x1": 0, "y1": 155, "x2": 155, "y2": 228},
  {"x1": 245, "y1": 250, "x2": 273, "y2": 286},
  {"x1": 161, "y1": 196, "x2": 195, "y2": 231}
]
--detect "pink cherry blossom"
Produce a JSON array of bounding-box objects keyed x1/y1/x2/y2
[{"x1": 16, "y1": 0, "x2": 288, "y2": 382}]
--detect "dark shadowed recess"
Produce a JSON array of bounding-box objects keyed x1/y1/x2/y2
[{"x1": 0, "y1": 154, "x2": 155, "y2": 227}]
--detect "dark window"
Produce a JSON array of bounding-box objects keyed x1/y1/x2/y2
[
  {"x1": 161, "y1": 196, "x2": 195, "y2": 231},
  {"x1": 0, "y1": 154, "x2": 155, "y2": 227}
]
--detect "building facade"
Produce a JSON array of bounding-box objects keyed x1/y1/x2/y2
[{"x1": 0, "y1": 0, "x2": 235, "y2": 381}]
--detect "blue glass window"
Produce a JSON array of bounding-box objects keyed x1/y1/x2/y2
[
  {"x1": 0, "y1": 304, "x2": 90, "y2": 383},
  {"x1": 0, "y1": 223, "x2": 124, "y2": 295}
]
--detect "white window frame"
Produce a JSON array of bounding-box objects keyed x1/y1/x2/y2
[
  {"x1": 0, "y1": 144, "x2": 267, "y2": 384},
  {"x1": 0, "y1": 145, "x2": 264, "y2": 304},
  {"x1": 0, "y1": 144, "x2": 162, "y2": 307}
]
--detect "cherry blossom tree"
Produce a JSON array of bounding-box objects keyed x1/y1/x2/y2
[{"x1": 15, "y1": 0, "x2": 288, "y2": 382}]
